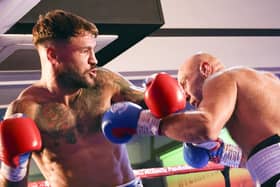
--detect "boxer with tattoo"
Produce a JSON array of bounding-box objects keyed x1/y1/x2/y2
[{"x1": 1, "y1": 9, "x2": 144, "y2": 187}]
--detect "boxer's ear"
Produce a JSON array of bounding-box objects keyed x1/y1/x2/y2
[
  {"x1": 46, "y1": 47, "x2": 58, "y2": 65},
  {"x1": 199, "y1": 62, "x2": 212, "y2": 78}
]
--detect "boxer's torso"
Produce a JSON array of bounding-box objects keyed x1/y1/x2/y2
[
  {"x1": 218, "y1": 67, "x2": 280, "y2": 158},
  {"x1": 33, "y1": 89, "x2": 134, "y2": 187},
  {"x1": 9, "y1": 69, "x2": 143, "y2": 187}
]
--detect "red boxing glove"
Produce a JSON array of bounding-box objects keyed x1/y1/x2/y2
[
  {"x1": 144, "y1": 72, "x2": 186, "y2": 118},
  {"x1": 0, "y1": 113, "x2": 42, "y2": 181}
]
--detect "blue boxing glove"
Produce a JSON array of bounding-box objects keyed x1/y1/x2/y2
[
  {"x1": 183, "y1": 139, "x2": 242, "y2": 168},
  {"x1": 101, "y1": 102, "x2": 161, "y2": 144}
]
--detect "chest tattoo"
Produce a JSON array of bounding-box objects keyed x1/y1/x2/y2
[
  {"x1": 41, "y1": 104, "x2": 74, "y2": 131},
  {"x1": 38, "y1": 103, "x2": 77, "y2": 145},
  {"x1": 37, "y1": 87, "x2": 109, "y2": 146}
]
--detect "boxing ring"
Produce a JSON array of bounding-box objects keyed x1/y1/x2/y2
[{"x1": 27, "y1": 163, "x2": 229, "y2": 187}]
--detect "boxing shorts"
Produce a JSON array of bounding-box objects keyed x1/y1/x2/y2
[
  {"x1": 246, "y1": 134, "x2": 280, "y2": 187},
  {"x1": 116, "y1": 177, "x2": 143, "y2": 187}
]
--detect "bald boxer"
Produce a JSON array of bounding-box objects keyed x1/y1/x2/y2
[
  {"x1": 0, "y1": 9, "x2": 145, "y2": 187},
  {"x1": 102, "y1": 70, "x2": 243, "y2": 169},
  {"x1": 159, "y1": 53, "x2": 280, "y2": 187}
]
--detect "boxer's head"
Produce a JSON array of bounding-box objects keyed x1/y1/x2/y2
[
  {"x1": 177, "y1": 52, "x2": 224, "y2": 107},
  {"x1": 33, "y1": 9, "x2": 99, "y2": 89}
]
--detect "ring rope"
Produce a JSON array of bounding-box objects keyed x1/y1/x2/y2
[
  {"x1": 28, "y1": 163, "x2": 225, "y2": 187},
  {"x1": 134, "y1": 162, "x2": 225, "y2": 178}
]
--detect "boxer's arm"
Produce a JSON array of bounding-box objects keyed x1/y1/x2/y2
[
  {"x1": 98, "y1": 68, "x2": 146, "y2": 107},
  {"x1": 102, "y1": 72, "x2": 187, "y2": 142},
  {"x1": 183, "y1": 139, "x2": 243, "y2": 168},
  {"x1": 4, "y1": 99, "x2": 38, "y2": 120},
  {"x1": 0, "y1": 116, "x2": 37, "y2": 186},
  {"x1": 1, "y1": 101, "x2": 28, "y2": 187},
  {"x1": 160, "y1": 73, "x2": 237, "y2": 143},
  {"x1": 102, "y1": 102, "x2": 161, "y2": 144},
  {"x1": 0, "y1": 100, "x2": 40, "y2": 187},
  {"x1": 114, "y1": 77, "x2": 145, "y2": 107}
]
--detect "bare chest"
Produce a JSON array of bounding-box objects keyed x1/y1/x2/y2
[{"x1": 34, "y1": 92, "x2": 111, "y2": 146}]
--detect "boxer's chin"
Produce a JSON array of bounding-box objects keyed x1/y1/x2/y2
[{"x1": 64, "y1": 75, "x2": 95, "y2": 89}]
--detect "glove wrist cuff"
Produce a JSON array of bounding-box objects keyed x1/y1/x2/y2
[
  {"x1": 137, "y1": 110, "x2": 160, "y2": 136},
  {"x1": 220, "y1": 143, "x2": 242, "y2": 168},
  {"x1": 1, "y1": 159, "x2": 28, "y2": 182}
]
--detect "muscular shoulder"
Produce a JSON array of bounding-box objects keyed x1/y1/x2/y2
[
  {"x1": 201, "y1": 68, "x2": 239, "y2": 103},
  {"x1": 4, "y1": 85, "x2": 42, "y2": 119},
  {"x1": 5, "y1": 97, "x2": 39, "y2": 120},
  {"x1": 96, "y1": 67, "x2": 121, "y2": 79},
  {"x1": 92, "y1": 67, "x2": 127, "y2": 95},
  {"x1": 95, "y1": 67, "x2": 114, "y2": 79},
  {"x1": 205, "y1": 68, "x2": 236, "y2": 86},
  {"x1": 96, "y1": 67, "x2": 130, "y2": 85},
  {"x1": 207, "y1": 66, "x2": 256, "y2": 82},
  {"x1": 203, "y1": 66, "x2": 268, "y2": 94},
  {"x1": 224, "y1": 66, "x2": 273, "y2": 83},
  {"x1": 95, "y1": 67, "x2": 144, "y2": 104}
]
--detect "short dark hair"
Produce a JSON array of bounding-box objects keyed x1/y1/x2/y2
[{"x1": 32, "y1": 9, "x2": 98, "y2": 46}]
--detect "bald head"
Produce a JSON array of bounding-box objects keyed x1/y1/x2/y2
[
  {"x1": 177, "y1": 53, "x2": 225, "y2": 106},
  {"x1": 178, "y1": 53, "x2": 224, "y2": 83}
]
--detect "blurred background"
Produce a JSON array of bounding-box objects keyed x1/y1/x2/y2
[{"x1": 1, "y1": 0, "x2": 280, "y2": 186}]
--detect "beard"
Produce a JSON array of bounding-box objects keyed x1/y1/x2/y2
[{"x1": 57, "y1": 68, "x2": 95, "y2": 89}]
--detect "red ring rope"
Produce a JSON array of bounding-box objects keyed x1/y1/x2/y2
[{"x1": 28, "y1": 162, "x2": 225, "y2": 187}]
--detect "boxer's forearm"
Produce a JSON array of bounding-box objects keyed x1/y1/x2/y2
[{"x1": 160, "y1": 111, "x2": 215, "y2": 143}]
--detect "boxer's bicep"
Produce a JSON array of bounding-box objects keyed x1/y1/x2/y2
[
  {"x1": 4, "y1": 100, "x2": 26, "y2": 119},
  {"x1": 111, "y1": 72, "x2": 145, "y2": 106},
  {"x1": 4, "y1": 99, "x2": 37, "y2": 120},
  {"x1": 199, "y1": 74, "x2": 237, "y2": 133}
]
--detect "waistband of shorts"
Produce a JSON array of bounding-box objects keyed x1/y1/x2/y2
[
  {"x1": 246, "y1": 141, "x2": 280, "y2": 184},
  {"x1": 248, "y1": 134, "x2": 280, "y2": 159}
]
